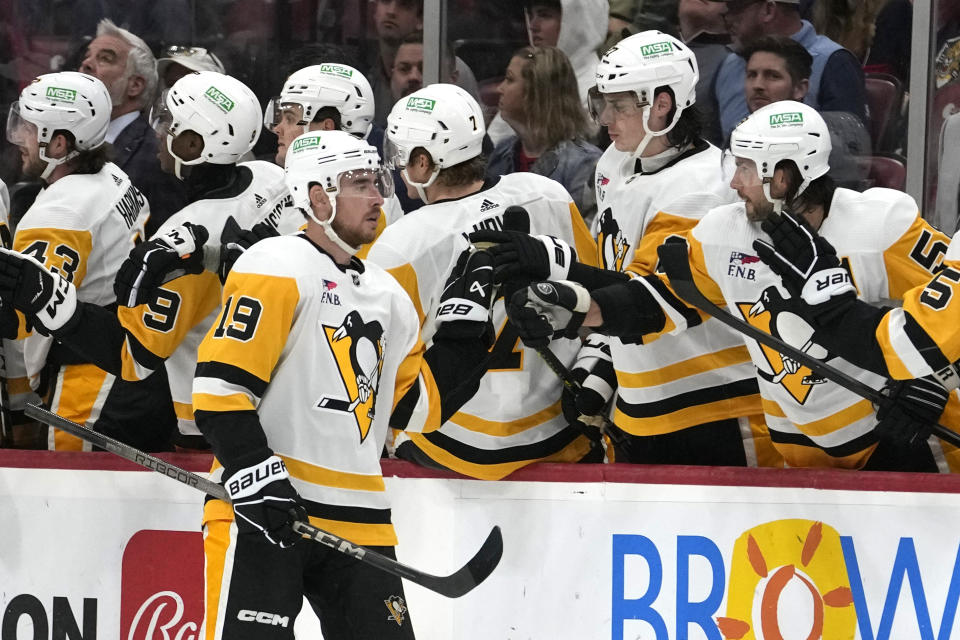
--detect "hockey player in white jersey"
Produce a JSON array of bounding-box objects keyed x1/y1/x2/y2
[
  {"x1": 506, "y1": 101, "x2": 952, "y2": 471},
  {"x1": 367, "y1": 83, "x2": 601, "y2": 479},
  {"x1": 193, "y1": 129, "x2": 495, "y2": 639},
  {"x1": 751, "y1": 200, "x2": 960, "y2": 468},
  {"x1": 0, "y1": 71, "x2": 290, "y2": 450},
  {"x1": 262, "y1": 63, "x2": 404, "y2": 244},
  {"x1": 553, "y1": 31, "x2": 765, "y2": 465},
  {"x1": 1, "y1": 71, "x2": 175, "y2": 451}
]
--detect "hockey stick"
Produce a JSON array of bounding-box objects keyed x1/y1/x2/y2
[
  {"x1": 24, "y1": 403, "x2": 503, "y2": 598},
  {"x1": 656, "y1": 242, "x2": 960, "y2": 449}
]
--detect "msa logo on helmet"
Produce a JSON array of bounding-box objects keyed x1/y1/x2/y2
[
  {"x1": 45, "y1": 87, "x2": 76, "y2": 102},
  {"x1": 406, "y1": 97, "x2": 436, "y2": 113},
  {"x1": 769, "y1": 112, "x2": 804, "y2": 128},
  {"x1": 640, "y1": 42, "x2": 674, "y2": 57},
  {"x1": 237, "y1": 610, "x2": 290, "y2": 628},
  {"x1": 204, "y1": 86, "x2": 235, "y2": 113},
  {"x1": 292, "y1": 135, "x2": 321, "y2": 152},
  {"x1": 320, "y1": 63, "x2": 353, "y2": 78}
]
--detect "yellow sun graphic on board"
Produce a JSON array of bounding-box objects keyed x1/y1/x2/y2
[{"x1": 717, "y1": 520, "x2": 856, "y2": 640}]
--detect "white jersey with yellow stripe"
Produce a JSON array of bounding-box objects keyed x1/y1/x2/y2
[
  {"x1": 14, "y1": 162, "x2": 147, "y2": 387},
  {"x1": 194, "y1": 234, "x2": 435, "y2": 546},
  {"x1": 117, "y1": 160, "x2": 289, "y2": 435},
  {"x1": 603, "y1": 141, "x2": 760, "y2": 437},
  {"x1": 366, "y1": 172, "x2": 599, "y2": 479},
  {"x1": 0, "y1": 180, "x2": 33, "y2": 412},
  {"x1": 670, "y1": 187, "x2": 951, "y2": 468}
]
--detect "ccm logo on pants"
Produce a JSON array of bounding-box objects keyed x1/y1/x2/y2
[{"x1": 237, "y1": 610, "x2": 290, "y2": 627}]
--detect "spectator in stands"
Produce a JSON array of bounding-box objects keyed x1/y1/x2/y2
[
  {"x1": 79, "y1": 19, "x2": 187, "y2": 237},
  {"x1": 389, "y1": 32, "x2": 459, "y2": 103},
  {"x1": 156, "y1": 45, "x2": 225, "y2": 94},
  {"x1": 711, "y1": 0, "x2": 867, "y2": 142},
  {"x1": 864, "y1": 0, "x2": 910, "y2": 84},
  {"x1": 367, "y1": 0, "x2": 479, "y2": 127},
  {"x1": 487, "y1": 46, "x2": 601, "y2": 219},
  {"x1": 488, "y1": 0, "x2": 606, "y2": 146},
  {"x1": 741, "y1": 35, "x2": 868, "y2": 188},
  {"x1": 600, "y1": 0, "x2": 639, "y2": 53},
  {"x1": 679, "y1": 0, "x2": 730, "y2": 146}
]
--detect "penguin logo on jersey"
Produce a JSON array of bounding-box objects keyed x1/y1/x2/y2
[
  {"x1": 597, "y1": 207, "x2": 630, "y2": 272},
  {"x1": 384, "y1": 595, "x2": 407, "y2": 626},
  {"x1": 318, "y1": 311, "x2": 385, "y2": 442},
  {"x1": 736, "y1": 287, "x2": 830, "y2": 405}
]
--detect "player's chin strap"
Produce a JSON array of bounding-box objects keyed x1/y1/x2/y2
[
  {"x1": 402, "y1": 166, "x2": 441, "y2": 204},
  {"x1": 38, "y1": 146, "x2": 78, "y2": 181},
  {"x1": 628, "y1": 104, "x2": 681, "y2": 166},
  {"x1": 307, "y1": 203, "x2": 361, "y2": 256}
]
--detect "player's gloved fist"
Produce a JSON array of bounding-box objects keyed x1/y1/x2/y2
[
  {"x1": 115, "y1": 222, "x2": 209, "y2": 307},
  {"x1": 506, "y1": 280, "x2": 591, "y2": 348},
  {"x1": 434, "y1": 247, "x2": 496, "y2": 344},
  {"x1": 218, "y1": 216, "x2": 280, "y2": 284},
  {"x1": 875, "y1": 375, "x2": 951, "y2": 446},
  {"x1": 468, "y1": 229, "x2": 576, "y2": 284},
  {"x1": 562, "y1": 335, "x2": 616, "y2": 427},
  {"x1": 225, "y1": 455, "x2": 308, "y2": 548},
  {"x1": 0, "y1": 248, "x2": 77, "y2": 337},
  {"x1": 752, "y1": 211, "x2": 855, "y2": 319}
]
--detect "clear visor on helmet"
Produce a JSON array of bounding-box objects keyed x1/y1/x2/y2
[
  {"x1": 149, "y1": 91, "x2": 174, "y2": 136},
  {"x1": 721, "y1": 150, "x2": 761, "y2": 186},
  {"x1": 382, "y1": 137, "x2": 408, "y2": 170},
  {"x1": 264, "y1": 98, "x2": 307, "y2": 131},
  {"x1": 337, "y1": 168, "x2": 395, "y2": 200},
  {"x1": 587, "y1": 88, "x2": 646, "y2": 126},
  {"x1": 5, "y1": 102, "x2": 37, "y2": 146}
]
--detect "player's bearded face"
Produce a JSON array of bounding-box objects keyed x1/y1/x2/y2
[
  {"x1": 19, "y1": 137, "x2": 46, "y2": 179},
  {"x1": 333, "y1": 171, "x2": 387, "y2": 246},
  {"x1": 728, "y1": 156, "x2": 773, "y2": 222}
]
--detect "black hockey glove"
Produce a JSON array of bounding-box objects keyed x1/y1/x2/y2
[
  {"x1": 225, "y1": 455, "x2": 308, "y2": 548},
  {"x1": 752, "y1": 211, "x2": 855, "y2": 323},
  {"x1": 218, "y1": 216, "x2": 280, "y2": 284},
  {"x1": 115, "y1": 222, "x2": 209, "y2": 307},
  {"x1": 875, "y1": 375, "x2": 951, "y2": 446},
  {"x1": 468, "y1": 229, "x2": 576, "y2": 284},
  {"x1": 562, "y1": 335, "x2": 617, "y2": 428},
  {"x1": 506, "y1": 280, "x2": 592, "y2": 348},
  {"x1": 0, "y1": 248, "x2": 78, "y2": 337},
  {"x1": 434, "y1": 247, "x2": 496, "y2": 345}
]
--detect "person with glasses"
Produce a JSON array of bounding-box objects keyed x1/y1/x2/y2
[
  {"x1": 79, "y1": 19, "x2": 187, "y2": 236},
  {"x1": 710, "y1": 0, "x2": 866, "y2": 142}
]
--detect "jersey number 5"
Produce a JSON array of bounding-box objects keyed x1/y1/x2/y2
[{"x1": 920, "y1": 267, "x2": 960, "y2": 310}]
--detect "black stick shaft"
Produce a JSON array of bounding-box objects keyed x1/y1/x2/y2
[{"x1": 24, "y1": 403, "x2": 502, "y2": 597}]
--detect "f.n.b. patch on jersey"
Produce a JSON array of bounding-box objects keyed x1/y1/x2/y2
[
  {"x1": 320, "y1": 279, "x2": 341, "y2": 305},
  {"x1": 318, "y1": 311, "x2": 385, "y2": 442},
  {"x1": 728, "y1": 251, "x2": 760, "y2": 280}
]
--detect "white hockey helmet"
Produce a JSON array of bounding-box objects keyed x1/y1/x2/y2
[
  {"x1": 155, "y1": 71, "x2": 261, "y2": 178},
  {"x1": 728, "y1": 100, "x2": 832, "y2": 207},
  {"x1": 591, "y1": 31, "x2": 698, "y2": 156},
  {"x1": 265, "y1": 63, "x2": 375, "y2": 139},
  {"x1": 384, "y1": 83, "x2": 485, "y2": 203},
  {"x1": 6, "y1": 71, "x2": 111, "y2": 180},
  {"x1": 285, "y1": 130, "x2": 394, "y2": 255}
]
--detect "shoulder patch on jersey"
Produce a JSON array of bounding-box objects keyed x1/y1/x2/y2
[{"x1": 111, "y1": 173, "x2": 123, "y2": 186}]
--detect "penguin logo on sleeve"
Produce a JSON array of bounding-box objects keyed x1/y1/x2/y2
[{"x1": 318, "y1": 310, "x2": 386, "y2": 442}]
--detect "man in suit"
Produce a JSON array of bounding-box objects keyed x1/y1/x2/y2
[{"x1": 80, "y1": 18, "x2": 188, "y2": 237}]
